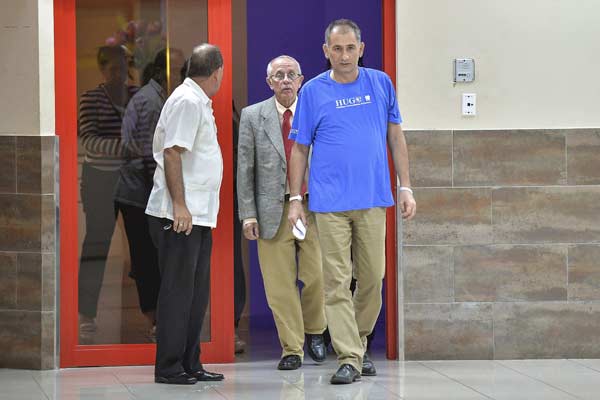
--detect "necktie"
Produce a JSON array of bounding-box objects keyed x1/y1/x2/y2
[
  {"x1": 281, "y1": 109, "x2": 293, "y2": 162},
  {"x1": 281, "y1": 109, "x2": 306, "y2": 194}
]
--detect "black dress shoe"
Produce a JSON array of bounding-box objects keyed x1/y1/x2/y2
[
  {"x1": 155, "y1": 372, "x2": 197, "y2": 385},
  {"x1": 330, "y1": 364, "x2": 361, "y2": 384},
  {"x1": 189, "y1": 369, "x2": 224, "y2": 381},
  {"x1": 362, "y1": 353, "x2": 377, "y2": 376},
  {"x1": 234, "y1": 332, "x2": 246, "y2": 354},
  {"x1": 305, "y1": 333, "x2": 327, "y2": 363},
  {"x1": 277, "y1": 355, "x2": 302, "y2": 370}
]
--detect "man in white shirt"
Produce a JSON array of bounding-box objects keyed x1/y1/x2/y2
[
  {"x1": 146, "y1": 43, "x2": 225, "y2": 385},
  {"x1": 237, "y1": 56, "x2": 327, "y2": 371}
]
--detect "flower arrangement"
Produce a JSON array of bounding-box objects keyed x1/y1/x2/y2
[{"x1": 105, "y1": 18, "x2": 166, "y2": 71}]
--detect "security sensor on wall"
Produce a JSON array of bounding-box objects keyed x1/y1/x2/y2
[{"x1": 454, "y1": 58, "x2": 475, "y2": 83}]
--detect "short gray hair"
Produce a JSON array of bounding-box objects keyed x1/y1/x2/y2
[
  {"x1": 324, "y1": 19, "x2": 362, "y2": 44},
  {"x1": 266, "y1": 55, "x2": 302, "y2": 77},
  {"x1": 187, "y1": 43, "x2": 223, "y2": 78}
]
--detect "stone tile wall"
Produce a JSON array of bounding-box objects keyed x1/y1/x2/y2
[
  {"x1": 401, "y1": 128, "x2": 600, "y2": 359},
  {"x1": 0, "y1": 136, "x2": 57, "y2": 369}
]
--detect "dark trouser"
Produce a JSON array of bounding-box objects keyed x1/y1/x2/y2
[
  {"x1": 117, "y1": 202, "x2": 160, "y2": 314},
  {"x1": 148, "y1": 216, "x2": 212, "y2": 377},
  {"x1": 233, "y1": 195, "x2": 246, "y2": 326},
  {"x1": 78, "y1": 163, "x2": 119, "y2": 319}
]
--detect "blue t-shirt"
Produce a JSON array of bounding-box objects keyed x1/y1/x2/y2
[{"x1": 290, "y1": 67, "x2": 402, "y2": 213}]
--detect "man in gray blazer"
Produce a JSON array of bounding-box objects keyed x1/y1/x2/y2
[{"x1": 237, "y1": 55, "x2": 326, "y2": 370}]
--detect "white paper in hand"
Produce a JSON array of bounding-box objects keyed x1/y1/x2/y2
[{"x1": 292, "y1": 219, "x2": 307, "y2": 240}]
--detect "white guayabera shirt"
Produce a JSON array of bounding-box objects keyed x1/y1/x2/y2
[{"x1": 145, "y1": 78, "x2": 223, "y2": 228}]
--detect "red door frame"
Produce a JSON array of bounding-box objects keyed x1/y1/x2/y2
[
  {"x1": 55, "y1": 0, "x2": 397, "y2": 367},
  {"x1": 383, "y1": 0, "x2": 399, "y2": 360},
  {"x1": 54, "y1": 0, "x2": 234, "y2": 367}
]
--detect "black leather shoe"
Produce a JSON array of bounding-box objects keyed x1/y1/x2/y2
[
  {"x1": 362, "y1": 353, "x2": 377, "y2": 376},
  {"x1": 277, "y1": 355, "x2": 302, "y2": 370},
  {"x1": 305, "y1": 333, "x2": 326, "y2": 363},
  {"x1": 189, "y1": 369, "x2": 224, "y2": 381},
  {"x1": 155, "y1": 372, "x2": 197, "y2": 385},
  {"x1": 330, "y1": 364, "x2": 361, "y2": 384}
]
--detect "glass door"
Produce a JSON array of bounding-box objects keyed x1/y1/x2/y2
[{"x1": 55, "y1": 0, "x2": 234, "y2": 367}]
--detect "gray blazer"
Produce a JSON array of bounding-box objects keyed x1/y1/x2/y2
[{"x1": 237, "y1": 96, "x2": 289, "y2": 240}]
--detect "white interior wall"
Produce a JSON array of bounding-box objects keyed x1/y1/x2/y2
[
  {"x1": 0, "y1": 0, "x2": 39, "y2": 135},
  {"x1": 38, "y1": 0, "x2": 55, "y2": 136},
  {"x1": 0, "y1": 0, "x2": 54, "y2": 136},
  {"x1": 396, "y1": 0, "x2": 600, "y2": 130}
]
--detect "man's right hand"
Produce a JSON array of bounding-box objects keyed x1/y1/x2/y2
[
  {"x1": 172, "y1": 202, "x2": 193, "y2": 235},
  {"x1": 243, "y1": 222, "x2": 260, "y2": 240},
  {"x1": 288, "y1": 200, "x2": 307, "y2": 229}
]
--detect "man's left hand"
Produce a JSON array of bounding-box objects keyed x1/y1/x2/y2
[
  {"x1": 288, "y1": 200, "x2": 307, "y2": 229},
  {"x1": 399, "y1": 191, "x2": 416, "y2": 220},
  {"x1": 173, "y1": 202, "x2": 193, "y2": 235}
]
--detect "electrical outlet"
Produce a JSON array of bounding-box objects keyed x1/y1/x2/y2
[{"x1": 462, "y1": 93, "x2": 476, "y2": 116}]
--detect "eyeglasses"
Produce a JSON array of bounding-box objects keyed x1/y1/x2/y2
[{"x1": 270, "y1": 71, "x2": 302, "y2": 82}]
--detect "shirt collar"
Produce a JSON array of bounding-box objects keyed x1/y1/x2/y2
[
  {"x1": 184, "y1": 77, "x2": 211, "y2": 105},
  {"x1": 275, "y1": 97, "x2": 297, "y2": 116},
  {"x1": 149, "y1": 79, "x2": 166, "y2": 100}
]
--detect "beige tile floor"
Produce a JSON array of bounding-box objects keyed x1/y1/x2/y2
[{"x1": 3, "y1": 357, "x2": 600, "y2": 399}]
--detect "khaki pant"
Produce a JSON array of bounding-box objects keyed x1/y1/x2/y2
[
  {"x1": 315, "y1": 207, "x2": 386, "y2": 371},
  {"x1": 257, "y1": 200, "x2": 326, "y2": 359}
]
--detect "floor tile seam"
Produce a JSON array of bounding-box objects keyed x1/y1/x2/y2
[
  {"x1": 31, "y1": 375, "x2": 51, "y2": 400},
  {"x1": 566, "y1": 359, "x2": 600, "y2": 374},
  {"x1": 364, "y1": 377, "x2": 405, "y2": 399},
  {"x1": 289, "y1": 381, "x2": 305, "y2": 392},
  {"x1": 493, "y1": 360, "x2": 583, "y2": 400},
  {"x1": 342, "y1": 377, "x2": 406, "y2": 400},
  {"x1": 430, "y1": 360, "x2": 584, "y2": 399},
  {"x1": 210, "y1": 386, "x2": 227, "y2": 400},
  {"x1": 417, "y1": 361, "x2": 496, "y2": 400},
  {"x1": 213, "y1": 385, "x2": 252, "y2": 399},
  {"x1": 280, "y1": 374, "x2": 305, "y2": 393},
  {"x1": 110, "y1": 370, "x2": 139, "y2": 398}
]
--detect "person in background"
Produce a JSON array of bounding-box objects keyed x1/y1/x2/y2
[
  {"x1": 78, "y1": 45, "x2": 138, "y2": 342},
  {"x1": 114, "y1": 48, "x2": 184, "y2": 341},
  {"x1": 237, "y1": 55, "x2": 327, "y2": 370},
  {"x1": 232, "y1": 99, "x2": 247, "y2": 354}
]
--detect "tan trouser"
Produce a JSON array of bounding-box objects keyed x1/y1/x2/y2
[
  {"x1": 315, "y1": 207, "x2": 386, "y2": 371},
  {"x1": 257, "y1": 200, "x2": 326, "y2": 359}
]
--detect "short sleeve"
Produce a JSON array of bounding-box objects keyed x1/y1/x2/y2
[
  {"x1": 385, "y1": 75, "x2": 402, "y2": 124},
  {"x1": 163, "y1": 97, "x2": 201, "y2": 151},
  {"x1": 289, "y1": 89, "x2": 316, "y2": 146}
]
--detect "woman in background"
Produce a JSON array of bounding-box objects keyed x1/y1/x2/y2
[{"x1": 78, "y1": 45, "x2": 138, "y2": 342}]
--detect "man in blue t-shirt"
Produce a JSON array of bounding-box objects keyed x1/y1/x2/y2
[{"x1": 288, "y1": 19, "x2": 417, "y2": 385}]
